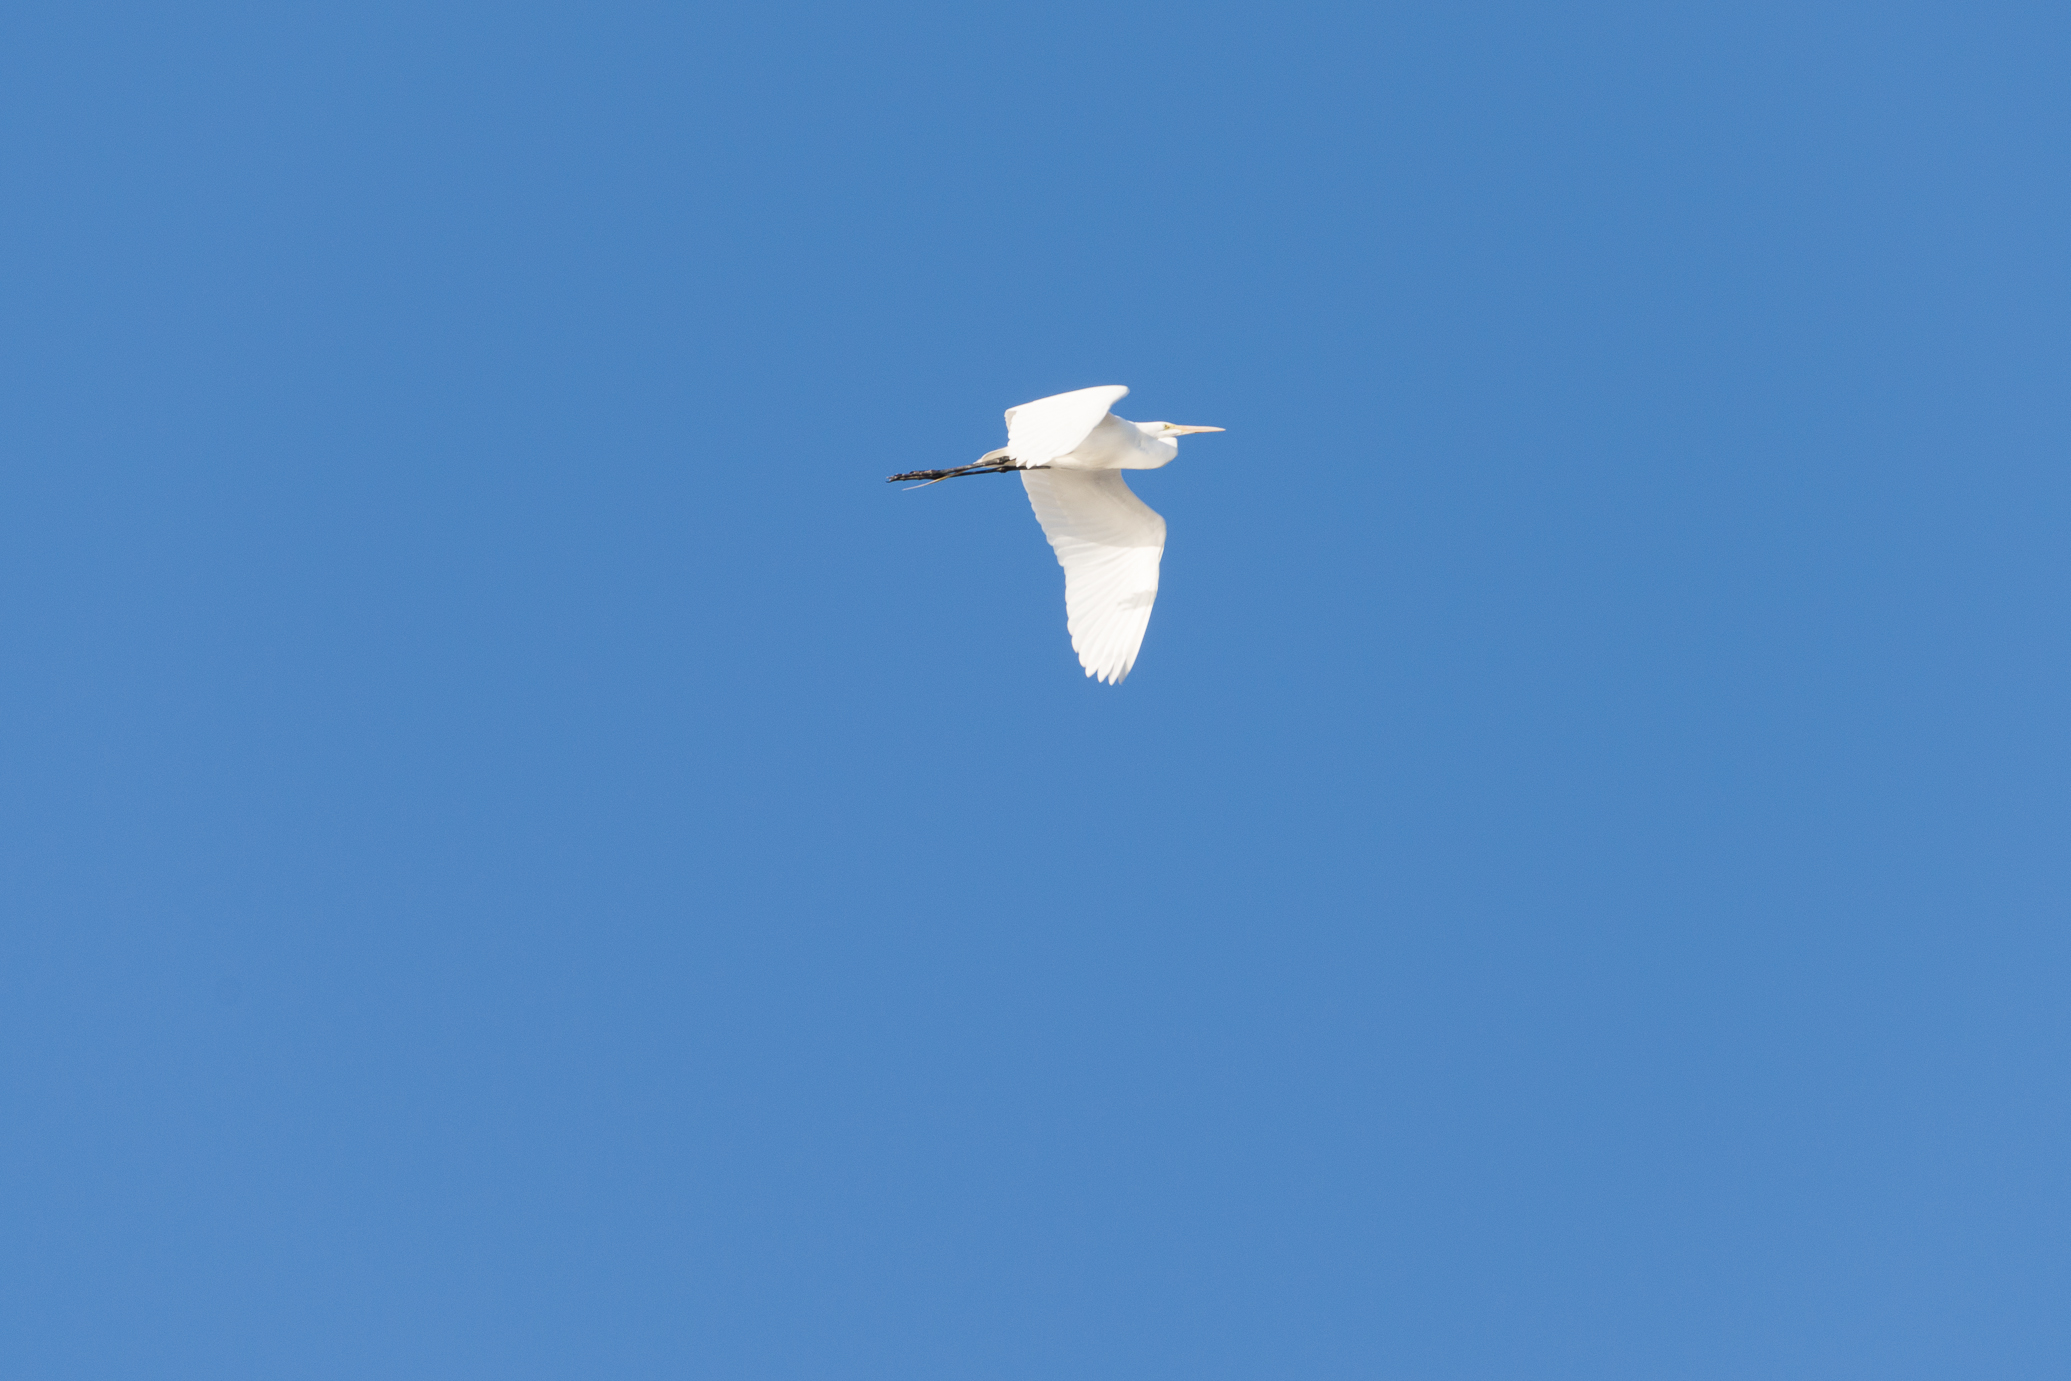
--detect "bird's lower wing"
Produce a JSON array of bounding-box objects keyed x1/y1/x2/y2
[{"x1": 1021, "y1": 468, "x2": 1166, "y2": 685}]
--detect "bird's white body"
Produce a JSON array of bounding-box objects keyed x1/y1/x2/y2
[
  {"x1": 1030, "y1": 409, "x2": 1181, "y2": 471},
  {"x1": 981, "y1": 385, "x2": 1221, "y2": 684}
]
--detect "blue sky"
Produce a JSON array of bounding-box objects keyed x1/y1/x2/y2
[{"x1": 4, "y1": 2, "x2": 2067, "y2": 1376}]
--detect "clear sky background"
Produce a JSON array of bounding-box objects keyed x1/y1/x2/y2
[{"x1": 4, "y1": 2, "x2": 2067, "y2": 1377}]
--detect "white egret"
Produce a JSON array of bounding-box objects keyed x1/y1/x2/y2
[{"x1": 888, "y1": 385, "x2": 1222, "y2": 684}]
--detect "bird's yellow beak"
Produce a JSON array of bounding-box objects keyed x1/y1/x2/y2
[{"x1": 1166, "y1": 424, "x2": 1224, "y2": 434}]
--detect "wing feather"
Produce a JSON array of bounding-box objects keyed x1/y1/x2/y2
[
  {"x1": 1021, "y1": 468, "x2": 1165, "y2": 684},
  {"x1": 1004, "y1": 385, "x2": 1129, "y2": 466}
]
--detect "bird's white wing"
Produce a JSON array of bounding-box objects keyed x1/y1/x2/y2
[
  {"x1": 1003, "y1": 385, "x2": 1129, "y2": 466},
  {"x1": 1021, "y1": 468, "x2": 1165, "y2": 685}
]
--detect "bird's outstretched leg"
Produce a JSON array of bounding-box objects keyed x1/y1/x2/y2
[{"x1": 887, "y1": 450, "x2": 1048, "y2": 486}]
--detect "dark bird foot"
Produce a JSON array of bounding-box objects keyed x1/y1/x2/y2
[{"x1": 886, "y1": 461, "x2": 1046, "y2": 484}]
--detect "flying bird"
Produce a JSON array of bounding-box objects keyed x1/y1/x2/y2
[{"x1": 888, "y1": 385, "x2": 1222, "y2": 684}]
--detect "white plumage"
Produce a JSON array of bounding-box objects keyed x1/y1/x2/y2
[
  {"x1": 921, "y1": 385, "x2": 1221, "y2": 685},
  {"x1": 1021, "y1": 468, "x2": 1167, "y2": 685}
]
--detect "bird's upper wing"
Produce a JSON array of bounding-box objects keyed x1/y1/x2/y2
[
  {"x1": 1003, "y1": 385, "x2": 1129, "y2": 466},
  {"x1": 1021, "y1": 468, "x2": 1166, "y2": 685}
]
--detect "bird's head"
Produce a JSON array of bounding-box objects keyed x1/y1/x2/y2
[{"x1": 1142, "y1": 422, "x2": 1225, "y2": 439}]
